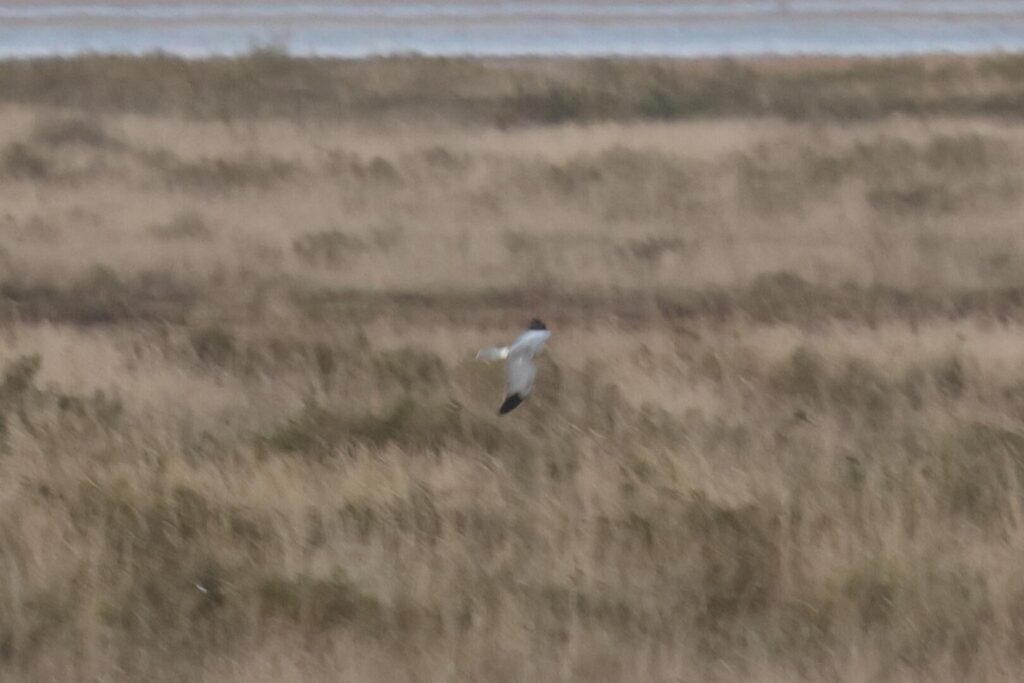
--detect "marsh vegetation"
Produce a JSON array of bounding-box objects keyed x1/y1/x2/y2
[{"x1": 1, "y1": 53, "x2": 1024, "y2": 681}]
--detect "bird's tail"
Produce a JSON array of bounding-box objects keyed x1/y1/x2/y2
[{"x1": 476, "y1": 346, "x2": 509, "y2": 362}]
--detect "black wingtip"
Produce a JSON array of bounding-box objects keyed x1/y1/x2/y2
[
  {"x1": 529, "y1": 318, "x2": 547, "y2": 331},
  {"x1": 499, "y1": 394, "x2": 524, "y2": 415}
]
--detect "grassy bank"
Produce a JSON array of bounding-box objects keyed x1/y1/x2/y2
[
  {"x1": 0, "y1": 53, "x2": 1024, "y2": 681},
  {"x1": 2, "y1": 51, "x2": 1024, "y2": 124}
]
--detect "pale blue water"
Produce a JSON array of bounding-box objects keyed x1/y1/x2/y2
[{"x1": 1, "y1": 2, "x2": 1024, "y2": 57}]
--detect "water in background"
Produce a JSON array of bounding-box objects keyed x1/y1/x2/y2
[{"x1": 1, "y1": 1, "x2": 1024, "y2": 57}]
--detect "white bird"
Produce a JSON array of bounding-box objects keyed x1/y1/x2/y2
[{"x1": 476, "y1": 318, "x2": 551, "y2": 415}]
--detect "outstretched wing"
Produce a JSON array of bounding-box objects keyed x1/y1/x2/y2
[
  {"x1": 505, "y1": 351, "x2": 537, "y2": 399},
  {"x1": 476, "y1": 346, "x2": 510, "y2": 362}
]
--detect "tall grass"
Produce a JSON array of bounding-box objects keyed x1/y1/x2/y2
[
  {"x1": 0, "y1": 54, "x2": 1023, "y2": 681},
  {"x1": 1, "y1": 52, "x2": 1024, "y2": 124}
]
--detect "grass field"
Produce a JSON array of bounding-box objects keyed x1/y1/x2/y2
[{"x1": 2, "y1": 53, "x2": 1024, "y2": 681}]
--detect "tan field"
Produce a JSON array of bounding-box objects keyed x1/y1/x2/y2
[{"x1": 2, "y1": 53, "x2": 1024, "y2": 682}]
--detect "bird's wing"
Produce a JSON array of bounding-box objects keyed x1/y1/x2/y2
[
  {"x1": 508, "y1": 330, "x2": 549, "y2": 358},
  {"x1": 476, "y1": 346, "x2": 510, "y2": 362},
  {"x1": 505, "y1": 350, "x2": 537, "y2": 398}
]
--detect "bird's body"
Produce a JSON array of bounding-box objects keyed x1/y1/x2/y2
[{"x1": 476, "y1": 319, "x2": 550, "y2": 415}]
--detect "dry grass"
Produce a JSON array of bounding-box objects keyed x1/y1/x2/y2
[
  {"x1": 1, "y1": 51, "x2": 1024, "y2": 125},
  {"x1": 1, "y1": 53, "x2": 1024, "y2": 682}
]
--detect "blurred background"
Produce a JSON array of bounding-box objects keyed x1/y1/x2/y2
[
  {"x1": 2, "y1": 2, "x2": 1024, "y2": 682},
  {"x1": 4, "y1": 0, "x2": 1024, "y2": 56}
]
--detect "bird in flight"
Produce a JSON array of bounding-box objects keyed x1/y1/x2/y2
[{"x1": 476, "y1": 318, "x2": 551, "y2": 415}]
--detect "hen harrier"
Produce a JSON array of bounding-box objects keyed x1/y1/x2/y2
[{"x1": 476, "y1": 318, "x2": 551, "y2": 415}]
